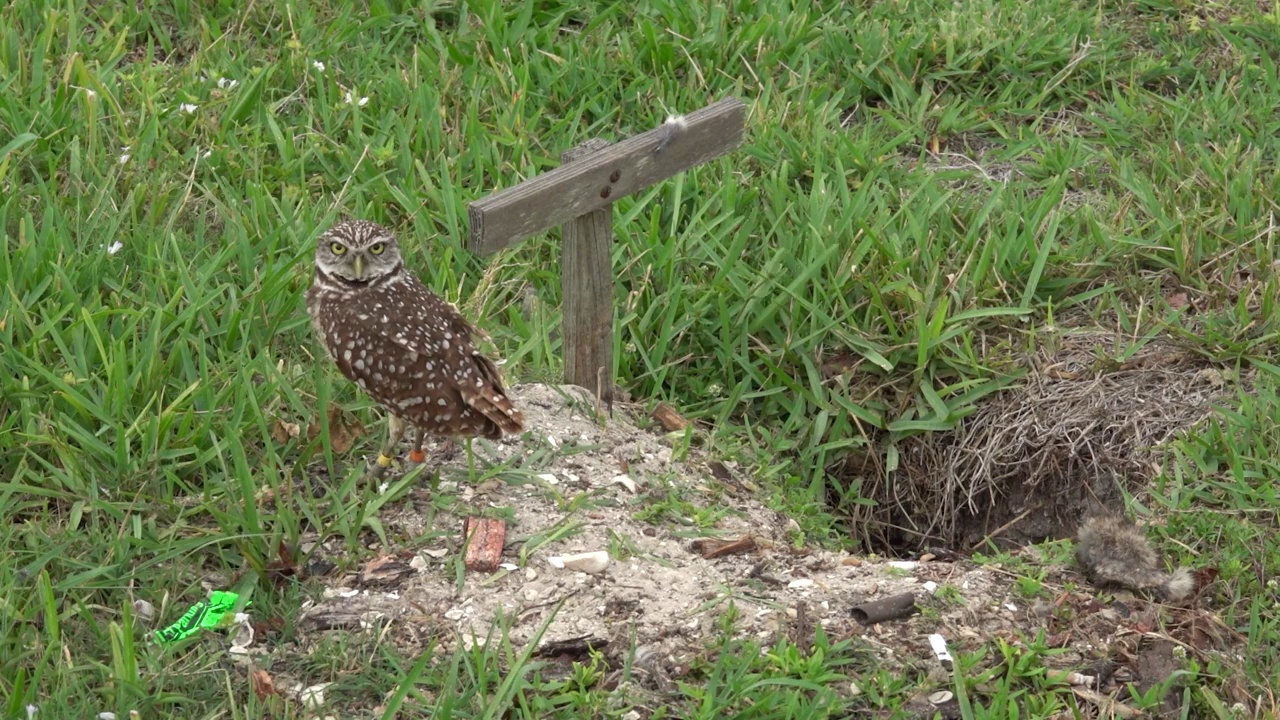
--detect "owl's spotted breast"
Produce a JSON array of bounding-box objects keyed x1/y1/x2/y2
[{"x1": 309, "y1": 271, "x2": 523, "y2": 439}]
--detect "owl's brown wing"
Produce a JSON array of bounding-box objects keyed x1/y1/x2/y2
[{"x1": 344, "y1": 276, "x2": 524, "y2": 437}]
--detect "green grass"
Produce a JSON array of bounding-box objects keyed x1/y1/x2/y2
[{"x1": 2, "y1": 0, "x2": 1280, "y2": 716}]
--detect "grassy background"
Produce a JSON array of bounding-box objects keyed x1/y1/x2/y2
[{"x1": 2, "y1": 0, "x2": 1279, "y2": 716}]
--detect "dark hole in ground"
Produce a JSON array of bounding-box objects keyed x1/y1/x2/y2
[{"x1": 824, "y1": 329, "x2": 1241, "y2": 556}]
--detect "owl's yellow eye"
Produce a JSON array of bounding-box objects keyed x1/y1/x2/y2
[
  {"x1": 330, "y1": 242, "x2": 347, "y2": 255},
  {"x1": 369, "y1": 242, "x2": 386, "y2": 255}
]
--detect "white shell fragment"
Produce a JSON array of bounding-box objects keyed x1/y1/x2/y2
[
  {"x1": 299, "y1": 682, "x2": 333, "y2": 709},
  {"x1": 928, "y1": 633, "x2": 954, "y2": 669},
  {"x1": 228, "y1": 615, "x2": 255, "y2": 655},
  {"x1": 1065, "y1": 671, "x2": 1097, "y2": 686},
  {"x1": 611, "y1": 474, "x2": 638, "y2": 493},
  {"x1": 548, "y1": 551, "x2": 610, "y2": 574},
  {"x1": 132, "y1": 599, "x2": 156, "y2": 624}
]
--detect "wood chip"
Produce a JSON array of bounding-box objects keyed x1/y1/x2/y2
[
  {"x1": 463, "y1": 517, "x2": 506, "y2": 573},
  {"x1": 360, "y1": 552, "x2": 414, "y2": 587},
  {"x1": 692, "y1": 535, "x2": 757, "y2": 559},
  {"x1": 651, "y1": 402, "x2": 689, "y2": 431}
]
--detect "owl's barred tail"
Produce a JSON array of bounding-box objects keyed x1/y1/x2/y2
[{"x1": 462, "y1": 352, "x2": 524, "y2": 438}]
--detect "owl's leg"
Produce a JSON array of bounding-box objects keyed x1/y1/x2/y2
[
  {"x1": 408, "y1": 427, "x2": 427, "y2": 465},
  {"x1": 464, "y1": 437, "x2": 476, "y2": 482},
  {"x1": 369, "y1": 414, "x2": 408, "y2": 480}
]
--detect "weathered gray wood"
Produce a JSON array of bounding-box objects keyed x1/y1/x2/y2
[
  {"x1": 468, "y1": 96, "x2": 746, "y2": 255},
  {"x1": 560, "y1": 139, "x2": 616, "y2": 407}
]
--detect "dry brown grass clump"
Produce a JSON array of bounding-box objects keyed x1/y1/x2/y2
[{"x1": 835, "y1": 328, "x2": 1243, "y2": 551}]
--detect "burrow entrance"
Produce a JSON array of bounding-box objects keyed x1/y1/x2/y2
[{"x1": 827, "y1": 327, "x2": 1243, "y2": 554}]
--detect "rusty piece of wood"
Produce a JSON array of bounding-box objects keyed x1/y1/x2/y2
[
  {"x1": 462, "y1": 517, "x2": 506, "y2": 573},
  {"x1": 692, "y1": 535, "x2": 757, "y2": 559},
  {"x1": 651, "y1": 402, "x2": 689, "y2": 432},
  {"x1": 850, "y1": 592, "x2": 919, "y2": 625},
  {"x1": 560, "y1": 138, "x2": 616, "y2": 408},
  {"x1": 467, "y1": 97, "x2": 747, "y2": 255}
]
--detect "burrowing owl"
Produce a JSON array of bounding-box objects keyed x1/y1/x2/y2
[{"x1": 305, "y1": 220, "x2": 524, "y2": 476}]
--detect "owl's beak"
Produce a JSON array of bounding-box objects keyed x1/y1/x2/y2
[{"x1": 352, "y1": 255, "x2": 365, "y2": 281}]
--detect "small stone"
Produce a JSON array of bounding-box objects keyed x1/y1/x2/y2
[
  {"x1": 444, "y1": 607, "x2": 465, "y2": 621},
  {"x1": 787, "y1": 578, "x2": 814, "y2": 589},
  {"x1": 549, "y1": 551, "x2": 610, "y2": 574},
  {"x1": 299, "y1": 682, "x2": 333, "y2": 709}
]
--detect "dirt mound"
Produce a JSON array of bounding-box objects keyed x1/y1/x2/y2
[{"x1": 260, "y1": 383, "x2": 1241, "y2": 717}]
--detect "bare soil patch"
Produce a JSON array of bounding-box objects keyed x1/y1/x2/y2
[{"x1": 233, "y1": 382, "x2": 1246, "y2": 716}]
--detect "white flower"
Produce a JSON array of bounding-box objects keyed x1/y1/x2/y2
[
  {"x1": 118, "y1": 146, "x2": 131, "y2": 165},
  {"x1": 216, "y1": 77, "x2": 239, "y2": 90},
  {"x1": 344, "y1": 91, "x2": 369, "y2": 107},
  {"x1": 106, "y1": 241, "x2": 124, "y2": 255},
  {"x1": 83, "y1": 88, "x2": 97, "y2": 99},
  {"x1": 179, "y1": 103, "x2": 198, "y2": 114},
  {"x1": 312, "y1": 60, "x2": 325, "y2": 72},
  {"x1": 201, "y1": 149, "x2": 212, "y2": 159}
]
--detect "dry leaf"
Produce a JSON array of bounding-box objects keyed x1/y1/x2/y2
[
  {"x1": 264, "y1": 540, "x2": 299, "y2": 585},
  {"x1": 271, "y1": 418, "x2": 301, "y2": 444},
  {"x1": 307, "y1": 404, "x2": 365, "y2": 453},
  {"x1": 1165, "y1": 291, "x2": 1190, "y2": 310},
  {"x1": 250, "y1": 669, "x2": 280, "y2": 699}
]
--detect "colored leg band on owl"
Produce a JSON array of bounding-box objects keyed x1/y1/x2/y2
[
  {"x1": 376, "y1": 453, "x2": 394, "y2": 468},
  {"x1": 409, "y1": 449, "x2": 426, "y2": 463}
]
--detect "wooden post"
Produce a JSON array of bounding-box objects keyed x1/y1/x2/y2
[
  {"x1": 467, "y1": 97, "x2": 746, "y2": 405},
  {"x1": 560, "y1": 139, "x2": 616, "y2": 406}
]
